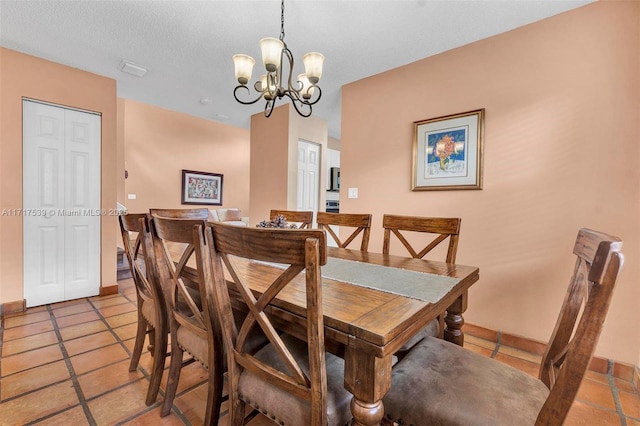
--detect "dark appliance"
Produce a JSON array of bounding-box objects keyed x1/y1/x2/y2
[
  {"x1": 330, "y1": 167, "x2": 340, "y2": 191},
  {"x1": 326, "y1": 200, "x2": 339, "y2": 213}
]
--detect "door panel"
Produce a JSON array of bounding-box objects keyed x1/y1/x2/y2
[
  {"x1": 64, "y1": 108, "x2": 100, "y2": 301},
  {"x1": 24, "y1": 101, "x2": 66, "y2": 306}
]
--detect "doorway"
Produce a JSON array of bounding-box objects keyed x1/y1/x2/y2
[
  {"x1": 22, "y1": 99, "x2": 101, "y2": 307},
  {"x1": 296, "y1": 140, "x2": 320, "y2": 217}
]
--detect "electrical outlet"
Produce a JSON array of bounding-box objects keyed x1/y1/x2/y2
[{"x1": 348, "y1": 188, "x2": 358, "y2": 199}]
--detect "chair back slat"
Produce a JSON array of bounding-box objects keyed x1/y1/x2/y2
[
  {"x1": 383, "y1": 215, "x2": 461, "y2": 263},
  {"x1": 316, "y1": 212, "x2": 372, "y2": 251},
  {"x1": 205, "y1": 222, "x2": 328, "y2": 423},
  {"x1": 537, "y1": 228, "x2": 623, "y2": 425},
  {"x1": 270, "y1": 209, "x2": 314, "y2": 229},
  {"x1": 119, "y1": 214, "x2": 152, "y2": 301},
  {"x1": 150, "y1": 208, "x2": 210, "y2": 219},
  {"x1": 150, "y1": 217, "x2": 211, "y2": 331}
]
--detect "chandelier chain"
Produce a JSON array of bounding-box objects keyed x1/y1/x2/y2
[{"x1": 280, "y1": 0, "x2": 285, "y2": 41}]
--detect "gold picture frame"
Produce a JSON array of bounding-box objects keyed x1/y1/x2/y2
[{"x1": 412, "y1": 109, "x2": 484, "y2": 191}]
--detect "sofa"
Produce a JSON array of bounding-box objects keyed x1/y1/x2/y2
[{"x1": 209, "y1": 208, "x2": 249, "y2": 227}]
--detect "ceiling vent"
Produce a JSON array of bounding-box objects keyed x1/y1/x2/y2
[{"x1": 119, "y1": 60, "x2": 148, "y2": 77}]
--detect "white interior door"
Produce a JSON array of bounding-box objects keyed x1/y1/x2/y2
[
  {"x1": 23, "y1": 100, "x2": 101, "y2": 307},
  {"x1": 297, "y1": 140, "x2": 320, "y2": 216}
]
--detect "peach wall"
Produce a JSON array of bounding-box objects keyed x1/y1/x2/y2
[
  {"x1": 249, "y1": 104, "x2": 328, "y2": 224},
  {"x1": 0, "y1": 48, "x2": 118, "y2": 305},
  {"x1": 341, "y1": 1, "x2": 640, "y2": 364},
  {"x1": 121, "y1": 99, "x2": 250, "y2": 215},
  {"x1": 250, "y1": 105, "x2": 291, "y2": 224}
]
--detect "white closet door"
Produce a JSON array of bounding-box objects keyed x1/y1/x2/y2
[{"x1": 23, "y1": 100, "x2": 101, "y2": 307}]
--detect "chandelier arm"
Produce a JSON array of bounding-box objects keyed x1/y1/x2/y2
[
  {"x1": 282, "y1": 46, "x2": 298, "y2": 96},
  {"x1": 234, "y1": 85, "x2": 266, "y2": 105},
  {"x1": 290, "y1": 85, "x2": 322, "y2": 106},
  {"x1": 283, "y1": 92, "x2": 312, "y2": 117},
  {"x1": 302, "y1": 85, "x2": 322, "y2": 106}
]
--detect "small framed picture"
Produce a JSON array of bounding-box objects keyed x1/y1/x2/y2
[
  {"x1": 412, "y1": 109, "x2": 484, "y2": 191},
  {"x1": 181, "y1": 170, "x2": 223, "y2": 205}
]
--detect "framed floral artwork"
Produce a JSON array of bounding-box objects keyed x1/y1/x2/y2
[
  {"x1": 181, "y1": 170, "x2": 223, "y2": 205},
  {"x1": 412, "y1": 109, "x2": 484, "y2": 191}
]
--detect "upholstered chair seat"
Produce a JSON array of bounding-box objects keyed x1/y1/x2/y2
[
  {"x1": 238, "y1": 334, "x2": 352, "y2": 426},
  {"x1": 383, "y1": 229, "x2": 623, "y2": 426},
  {"x1": 383, "y1": 336, "x2": 549, "y2": 425}
]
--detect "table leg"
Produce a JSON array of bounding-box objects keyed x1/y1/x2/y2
[
  {"x1": 344, "y1": 336, "x2": 393, "y2": 426},
  {"x1": 444, "y1": 290, "x2": 468, "y2": 346}
]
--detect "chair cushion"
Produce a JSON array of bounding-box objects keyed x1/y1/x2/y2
[
  {"x1": 383, "y1": 337, "x2": 549, "y2": 426},
  {"x1": 238, "y1": 334, "x2": 352, "y2": 426},
  {"x1": 176, "y1": 313, "x2": 268, "y2": 368},
  {"x1": 176, "y1": 321, "x2": 209, "y2": 365},
  {"x1": 140, "y1": 299, "x2": 156, "y2": 328}
]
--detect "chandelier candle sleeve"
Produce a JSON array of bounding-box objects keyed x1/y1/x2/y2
[
  {"x1": 232, "y1": 54, "x2": 255, "y2": 85},
  {"x1": 302, "y1": 52, "x2": 324, "y2": 83},
  {"x1": 260, "y1": 37, "x2": 284, "y2": 71}
]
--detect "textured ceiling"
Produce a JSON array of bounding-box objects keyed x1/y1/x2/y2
[{"x1": 0, "y1": 0, "x2": 592, "y2": 139}]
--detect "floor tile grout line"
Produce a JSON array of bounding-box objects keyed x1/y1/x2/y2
[
  {"x1": 607, "y1": 360, "x2": 628, "y2": 426},
  {"x1": 44, "y1": 302, "x2": 98, "y2": 426},
  {"x1": 22, "y1": 404, "x2": 84, "y2": 426},
  {"x1": 0, "y1": 372, "x2": 78, "y2": 403},
  {"x1": 573, "y1": 397, "x2": 626, "y2": 414},
  {"x1": 87, "y1": 296, "x2": 139, "y2": 359}
]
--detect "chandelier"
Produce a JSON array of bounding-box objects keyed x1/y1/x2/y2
[{"x1": 232, "y1": 0, "x2": 324, "y2": 118}]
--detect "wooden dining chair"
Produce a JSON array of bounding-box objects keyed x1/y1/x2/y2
[
  {"x1": 205, "y1": 222, "x2": 353, "y2": 426},
  {"x1": 382, "y1": 214, "x2": 461, "y2": 263},
  {"x1": 145, "y1": 216, "x2": 224, "y2": 425},
  {"x1": 150, "y1": 208, "x2": 210, "y2": 219},
  {"x1": 119, "y1": 213, "x2": 170, "y2": 406},
  {"x1": 316, "y1": 211, "x2": 372, "y2": 251},
  {"x1": 382, "y1": 228, "x2": 624, "y2": 426},
  {"x1": 383, "y1": 215, "x2": 462, "y2": 348},
  {"x1": 269, "y1": 209, "x2": 314, "y2": 229}
]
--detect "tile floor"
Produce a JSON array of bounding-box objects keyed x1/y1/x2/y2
[{"x1": 0, "y1": 277, "x2": 638, "y2": 425}]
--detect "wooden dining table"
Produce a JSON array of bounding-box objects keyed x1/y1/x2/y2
[
  {"x1": 225, "y1": 245, "x2": 480, "y2": 426},
  {"x1": 167, "y1": 237, "x2": 479, "y2": 425}
]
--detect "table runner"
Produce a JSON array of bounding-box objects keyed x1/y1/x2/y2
[{"x1": 321, "y1": 257, "x2": 459, "y2": 303}]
